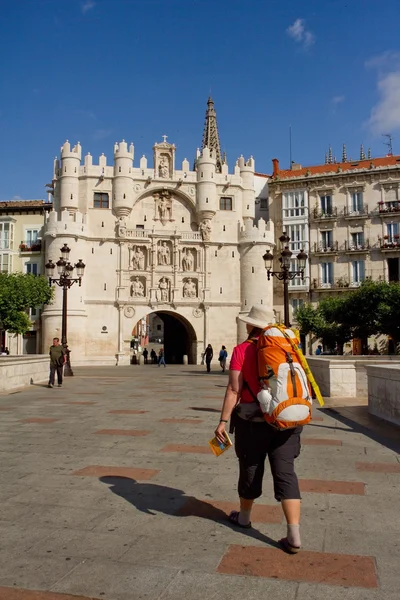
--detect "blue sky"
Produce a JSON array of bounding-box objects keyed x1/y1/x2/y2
[{"x1": 1, "y1": 0, "x2": 400, "y2": 199}]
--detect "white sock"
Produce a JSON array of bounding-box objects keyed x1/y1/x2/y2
[
  {"x1": 238, "y1": 509, "x2": 252, "y2": 526},
  {"x1": 287, "y1": 524, "x2": 301, "y2": 547}
]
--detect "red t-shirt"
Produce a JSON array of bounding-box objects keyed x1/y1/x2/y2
[{"x1": 229, "y1": 339, "x2": 260, "y2": 403}]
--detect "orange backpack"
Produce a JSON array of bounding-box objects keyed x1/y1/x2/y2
[{"x1": 255, "y1": 326, "x2": 312, "y2": 429}]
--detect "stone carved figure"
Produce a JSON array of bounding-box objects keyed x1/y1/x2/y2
[
  {"x1": 183, "y1": 277, "x2": 197, "y2": 299},
  {"x1": 199, "y1": 219, "x2": 212, "y2": 241},
  {"x1": 131, "y1": 276, "x2": 145, "y2": 297},
  {"x1": 158, "y1": 155, "x2": 170, "y2": 178},
  {"x1": 155, "y1": 191, "x2": 172, "y2": 223},
  {"x1": 117, "y1": 217, "x2": 127, "y2": 238},
  {"x1": 158, "y1": 277, "x2": 170, "y2": 302},
  {"x1": 158, "y1": 241, "x2": 171, "y2": 265},
  {"x1": 132, "y1": 246, "x2": 145, "y2": 270},
  {"x1": 182, "y1": 248, "x2": 194, "y2": 272}
]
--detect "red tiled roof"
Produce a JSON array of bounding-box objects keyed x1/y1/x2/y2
[
  {"x1": 255, "y1": 172, "x2": 270, "y2": 178},
  {"x1": 0, "y1": 199, "x2": 49, "y2": 208},
  {"x1": 273, "y1": 155, "x2": 400, "y2": 180}
]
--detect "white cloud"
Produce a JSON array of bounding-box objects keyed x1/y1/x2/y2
[
  {"x1": 12, "y1": 195, "x2": 22, "y2": 200},
  {"x1": 332, "y1": 95, "x2": 345, "y2": 105},
  {"x1": 287, "y1": 18, "x2": 315, "y2": 48},
  {"x1": 81, "y1": 0, "x2": 96, "y2": 14},
  {"x1": 366, "y1": 52, "x2": 400, "y2": 135},
  {"x1": 92, "y1": 128, "x2": 114, "y2": 140}
]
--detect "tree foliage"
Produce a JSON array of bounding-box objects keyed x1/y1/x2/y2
[
  {"x1": 0, "y1": 273, "x2": 53, "y2": 334},
  {"x1": 295, "y1": 280, "x2": 400, "y2": 353}
]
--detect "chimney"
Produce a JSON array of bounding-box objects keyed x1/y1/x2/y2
[{"x1": 272, "y1": 158, "x2": 279, "y2": 177}]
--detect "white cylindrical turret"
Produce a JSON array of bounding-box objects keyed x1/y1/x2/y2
[
  {"x1": 59, "y1": 141, "x2": 81, "y2": 212},
  {"x1": 113, "y1": 140, "x2": 134, "y2": 217},
  {"x1": 196, "y1": 147, "x2": 217, "y2": 215},
  {"x1": 239, "y1": 155, "x2": 255, "y2": 221}
]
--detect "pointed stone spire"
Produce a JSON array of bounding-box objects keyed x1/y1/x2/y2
[
  {"x1": 201, "y1": 96, "x2": 222, "y2": 172},
  {"x1": 342, "y1": 144, "x2": 347, "y2": 162},
  {"x1": 368, "y1": 147, "x2": 371, "y2": 159},
  {"x1": 360, "y1": 144, "x2": 366, "y2": 160},
  {"x1": 328, "y1": 146, "x2": 333, "y2": 164},
  {"x1": 325, "y1": 152, "x2": 328, "y2": 165}
]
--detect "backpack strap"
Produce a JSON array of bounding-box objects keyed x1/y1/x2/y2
[{"x1": 276, "y1": 326, "x2": 324, "y2": 407}]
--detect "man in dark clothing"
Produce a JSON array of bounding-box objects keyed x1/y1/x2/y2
[
  {"x1": 48, "y1": 338, "x2": 66, "y2": 388},
  {"x1": 143, "y1": 348, "x2": 149, "y2": 364},
  {"x1": 205, "y1": 344, "x2": 213, "y2": 372}
]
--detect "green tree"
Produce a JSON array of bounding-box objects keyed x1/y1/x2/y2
[
  {"x1": 375, "y1": 282, "x2": 400, "y2": 344},
  {"x1": 295, "y1": 297, "x2": 352, "y2": 353},
  {"x1": 0, "y1": 273, "x2": 53, "y2": 334}
]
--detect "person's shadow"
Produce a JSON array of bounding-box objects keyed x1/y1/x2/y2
[{"x1": 99, "y1": 476, "x2": 280, "y2": 549}]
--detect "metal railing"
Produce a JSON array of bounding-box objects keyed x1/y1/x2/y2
[
  {"x1": 312, "y1": 207, "x2": 338, "y2": 220},
  {"x1": 313, "y1": 241, "x2": 338, "y2": 253},
  {"x1": 379, "y1": 237, "x2": 400, "y2": 249},
  {"x1": 343, "y1": 205, "x2": 369, "y2": 218},
  {"x1": 378, "y1": 202, "x2": 400, "y2": 214},
  {"x1": 19, "y1": 240, "x2": 42, "y2": 252},
  {"x1": 343, "y1": 239, "x2": 370, "y2": 251}
]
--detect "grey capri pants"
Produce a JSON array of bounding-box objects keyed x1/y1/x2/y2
[{"x1": 234, "y1": 416, "x2": 302, "y2": 501}]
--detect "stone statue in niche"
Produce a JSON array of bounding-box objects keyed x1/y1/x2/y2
[
  {"x1": 182, "y1": 248, "x2": 194, "y2": 272},
  {"x1": 157, "y1": 277, "x2": 170, "y2": 302},
  {"x1": 199, "y1": 219, "x2": 212, "y2": 241},
  {"x1": 117, "y1": 217, "x2": 127, "y2": 238},
  {"x1": 131, "y1": 276, "x2": 145, "y2": 297},
  {"x1": 158, "y1": 154, "x2": 170, "y2": 178},
  {"x1": 183, "y1": 277, "x2": 197, "y2": 299},
  {"x1": 158, "y1": 241, "x2": 171, "y2": 265},
  {"x1": 132, "y1": 246, "x2": 145, "y2": 270},
  {"x1": 154, "y1": 190, "x2": 172, "y2": 223}
]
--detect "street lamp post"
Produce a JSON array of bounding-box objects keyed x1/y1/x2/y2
[
  {"x1": 45, "y1": 244, "x2": 86, "y2": 376},
  {"x1": 263, "y1": 233, "x2": 308, "y2": 328}
]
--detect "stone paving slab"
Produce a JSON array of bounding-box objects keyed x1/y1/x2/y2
[{"x1": 0, "y1": 365, "x2": 399, "y2": 599}]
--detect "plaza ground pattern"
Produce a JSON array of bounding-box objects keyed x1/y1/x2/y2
[{"x1": 0, "y1": 365, "x2": 399, "y2": 600}]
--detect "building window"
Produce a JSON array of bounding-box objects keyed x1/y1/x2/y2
[
  {"x1": 321, "y1": 262, "x2": 333, "y2": 286},
  {"x1": 220, "y1": 197, "x2": 232, "y2": 210},
  {"x1": 321, "y1": 230, "x2": 333, "y2": 249},
  {"x1": 93, "y1": 192, "x2": 109, "y2": 208},
  {"x1": 26, "y1": 263, "x2": 38, "y2": 276},
  {"x1": 352, "y1": 260, "x2": 365, "y2": 285},
  {"x1": 386, "y1": 223, "x2": 399, "y2": 242},
  {"x1": 351, "y1": 231, "x2": 364, "y2": 248},
  {"x1": 320, "y1": 194, "x2": 333, "y2": 215},
  {"x1": 0, "y1": 253, "x2": 11, "y2": 273},
  {"x1": 286, "y1": 224, "x2": 307, "y2": 253},
  {"x1": 288, "y1": 258, "x2": 306, "y2": 288},
  {"x1": 291, "y1": 298, "x2": 304, "y2": 315},
  {"x1": 283, "y1": 191, "x2": 306, "y2": 218},
  {"x1": 0, "y1": 222, "x2": 14, "y2": 250},
  {"x1": 351, "y1": 191, "x2": 363, "y2": 213},
  {"x1": 260, "y1": 198, "x2": 268, "y2": 210},
  {"x1": 25, "y1": 229, "x2": 39, "y2": 248}
]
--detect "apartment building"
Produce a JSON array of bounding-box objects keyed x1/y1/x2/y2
[
  {"x1": 0, "y1": 199, "x2": 52, "y2": 353},
  {"x1": 268, "y1": 150, "x2": 400, "y2": 323}
]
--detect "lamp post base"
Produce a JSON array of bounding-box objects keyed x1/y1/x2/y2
[{"x1": 64, "y1": 346, "x2": 74, "y2": 377}]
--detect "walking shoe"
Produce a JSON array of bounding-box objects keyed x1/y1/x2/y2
[
  {"x1": 58, "y1": 384, "x2": 62, "y2": 387},
  {"x1": 48, "y1": 384, "x2": 54, "y2": 388}
]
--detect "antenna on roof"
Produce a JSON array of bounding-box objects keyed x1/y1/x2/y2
[{"x1": 382, "y1": 133, "x2": 393, "y2": 156}]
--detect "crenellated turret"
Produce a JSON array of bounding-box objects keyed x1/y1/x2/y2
[
  {"x1": 59, "y1": 140, "x2": 81, "y2": 211},
  {"x1": 196, "y1": 147, "x2": 217, "y2": 218},
  {"x1": 113, "y1": 140, "x2": 134, "y2": 217},
  {"x1": 239, "y1": 155, "x2": 255, "y2": 221}
]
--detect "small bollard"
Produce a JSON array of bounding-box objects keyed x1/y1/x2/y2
[{"x1": 183, "y1": 354, "x2": 188, "y2": 365}]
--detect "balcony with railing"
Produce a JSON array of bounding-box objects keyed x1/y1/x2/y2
[
  {"x1": 126, "y1": 229, "x2": 202, "y2": 241},
  {"x1": 378, "y1": 201, "x2": 400, "y2": 216},
  {"x1": 379, "y1": 236, "x2": 400, "y2": 251},
  {"x1": 312, "y1": 241, "x2": 339, "y2": 255},
  {"x1": 311, "y1": 207, "x2": 338, "y2": 221},
  {"x1": 312, "y1": 277, "x2": 364, "y2": 291},
  {"x1": 19, "y1": 240, "x2": 42, "y2": 252},
  {"x1": 343, "y1": 205, "x2": 369, "y2": 219},
  {"x1": 343, "y1": 239, "x2": 370, "y2": 253}
]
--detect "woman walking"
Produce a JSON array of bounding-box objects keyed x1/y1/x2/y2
[
  {"x1": 158, "y1": 348, "x2": 166, "y2": 368},
  {"x1": 218, "y1": 345, "x2": 228, "y2": 372},
  {"x1": 214, "y1": 305, "x2": 303, "y2": 554},
  {"x1": 204, "y1": 344, "x2": 213, "y2": 373}
]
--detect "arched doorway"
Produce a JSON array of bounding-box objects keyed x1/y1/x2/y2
[{"x1": 133, "y1": 310, "x2": 197, "y2": 364}]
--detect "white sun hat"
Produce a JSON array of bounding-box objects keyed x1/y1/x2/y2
[{"x1": 239, "y1": 305, "x2": 276, "y2": 329}]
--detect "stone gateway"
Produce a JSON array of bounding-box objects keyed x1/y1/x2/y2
[{"x1": 42, "y1": 98, "x2": 273, "y2": 365}]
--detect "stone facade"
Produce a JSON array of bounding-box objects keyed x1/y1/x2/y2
[
  {"x1": 0, "y1": 199, "x2": 52, "y2": 354},
  {"x1": 268, "y1": 153, "x2": 400, "y2": 328},
  {"x1": 42, "y1": 123, "x2": 274, "y2": 364}
]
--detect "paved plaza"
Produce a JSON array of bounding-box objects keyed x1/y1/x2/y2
[{"x1": 0, "y1": 365, "x2": 399, "y2": 600}]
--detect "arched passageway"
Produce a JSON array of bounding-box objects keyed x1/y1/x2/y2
[{"x1": 133, "y1": 310, "x2": 197, "y2": 364}]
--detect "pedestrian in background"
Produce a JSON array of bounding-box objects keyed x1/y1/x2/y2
[
  {"x1": 143, "y1": 348, "x2": 149, "y2": 364},
  {"x1": 48, "y1": 337, "x2": 66, "y2": 388},
  {"x1": 158, "y1": 348, "x2": 166, "y2": 368},
  {"x1": 218, "y1": 345, "x2": 228, "y2": 372},
  {"x1": 205, "y1": 344, "x2": 213, "y2": 372}
]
